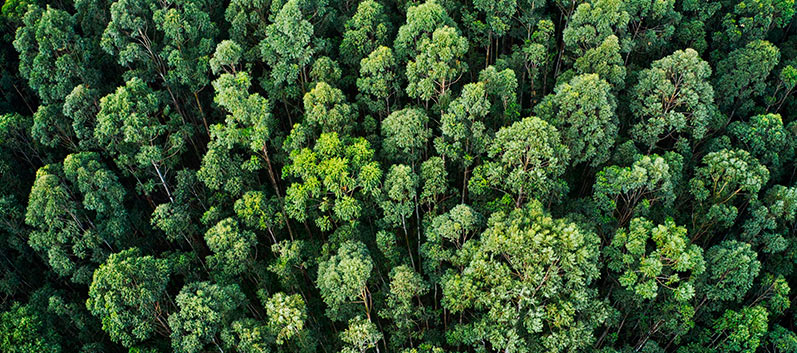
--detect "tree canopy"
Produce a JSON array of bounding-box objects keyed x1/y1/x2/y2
[{"x1": 1, "y1": 0, "x2": 797, "y2": 352}]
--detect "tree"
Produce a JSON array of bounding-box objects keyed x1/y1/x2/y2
[
  {"x1": 406, "y1": 26, "x2": 469, "y2": 108},
  {"x1": 316, "y1": 241, "x2": 374, "y2": 321},
  {"x1": 0, "y1": 302, "x2": 62, "y2": 353},
  {"x1": 393, "y1": 0, "x2": 455, "y2": 62},
  {"x1": 219, "y1": 319, "x2": 271, "y2": 353},
  {"x1": 26, "y1": 153, "x2": 130, "y2": 283},
  {"x1": 420, "y1": 204, "x2": 484, "y2": 278},
  {"x1": 102, "y1": 0, "x2": 218, "y2": 120},
  {"x1": 714, "y1": 40, "x2": 780, "y2": 118},
  {"x1": 713, "y1": 0, "x2": 795, "y2": 50},
  {"x1": 622, "y1": 0, "x2": 681, "y2": 63},
  {"x1": 380, "y1": 265, "x2": 429, "y2": 348},
  {"x1": 593, "y1": 153, "x2": 681, "y2": 226},
  {"x1": 467, "y1": 0, "x2": 518, "y2": 66},
  {"x1": 434, "y1": 82, "x2": 491, "y2": 172},
  {"x1": 573, "y1": 35, "x2": 626, "y2": 89},
  {"x1": 340, "y1": 0, "x2": 391, "y2": 67},
  {"x1": 263, "y1": 292, "x2": 308, "y2": 346},
  {"x1": 478, "y1": 66, "x2": 519, "y2": 126},
  {"x1": 340, "y1": 316, "x2": 383, "y2": 353},
  {"x1": 535, "y1": 73, "x2": 618, "y2": 166},
  {"x1": 204, "y1": 218, "x2": 257, "y2": 280},
  {"x1": 225, "y1": 0, "x2": 270, "y2": 61},
  {"x1": 697, "y1": 240, "x2": 761, "y2": 303},
  {"x1": 168, "y1": 281, "x2": 246, "y2": 353},
  {"x1": 607, "y1": 217, "x2": 705, "y2": 301},
  {"x1": 303, "y1": 81, "x2": 357, "y2": 136},
  {"x1": 562, "y1": 0, "x2": 629, "y2": 59},
  {"x1": 381, "y1": 108, "x2": 431, "y2": 164},
  {"x1": 86, "y1": 248, "x2": 171, "y2": 347},
  {"x1": 441, "y1": 200, "x2": 608, "y2": 352},
  {"x1": 728, "y1": 113, "x2": 794, "y2": 179},
  {"x1": 13, "y1": 5, "x2": 102, "y2": 148},
  {"x1": 741, "y1": 185, "x2": 797, "y2": 254},
  {"x1": 630, "y1": 48, "x2": 717, "y2": 151},
  {"x1": 469, "y1": 116, "x2": 569, "y2": 206},
  {"x1": 95, "y1": 77, "x2": 188, "y2": 198},
  {"x1": 260, "y1": 0, "x2": 314, "y2": 100},
  {"x1": 283, "y1": 132, "x2": 382, "y2": 233},
  {"x1": 689, "y1": 149, "x2": 769, "y2": 241},
  {"x1": 358, "y1": 46, "x2": 401, "y2": 117},
  {"x1": 199, "y1": 71, "x2": 280, "y2": 199},
  {"x1": 419, "y1": 156, "x2": 449, "y2": 214}
]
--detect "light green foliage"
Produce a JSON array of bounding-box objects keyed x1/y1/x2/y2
[
  {"x1": 340, "y1": 0, "x2": 391, "y2": 66},
  {"x1": 303, "y1": 82, "x2": 357, "y2": 135},
  {"x1": 698, "y1": 240, "x2": 761, "y2": 302},
  {"x1": 393, "y1": 0, "x2": 455, "y2": 61},
  {"x1": 535, "y1": 73, "x2": 618, "y2": 166},
  {"x1": 573, "y1": 35, "x2": 626, "y2": 88},
  {"x1": 714, "y1": 40, "x2": 780, "y2": 118},
  {"x1": 283, "y1": 132, "x2": 382, "y2": 231},
  {"x1": 419, "y1": 157, "x2": 449, "y2": 212},
  {"x1": 470, "y1": 116, "x2": 569, "y2": 205},
  {"x1": 204, "y1": 218, "x2": 257, "y2": 279},
  {"x1": 86, "y1": 248, "x2": 170, "y2": 347},
  {"x1": 381, "y1": 108, "x2": 431, "y2": 164},
  {"x1": 234, "y1": 190, "x2": 286, "y2": 239},
  {"x1": 630, "y1": 49, "x2": 716, "y2": 150},
  {"x1": 380, "y1": 164, "x2": 418, "y2": 229},
  {"x1": 607, "y1": 218, "x2": 705, "y2": 301},
  {"x1": 478, "y1": 66, "x2": 519, "y2": 124},
  {"x1": 199, "y1": 71, "x2": 273, "y2": 196},
  {"x1": 264, "y1": 292, "x2": 307, "y2": 345},
  {"x1": 708, "y1": 306, "x2": 769, "y2": 353},
  {"x1": 268, "y1": 240, "x2": 311, "y2": 292},
  {"x1": 168, "y1": 281, "x2": 246, "y2": 353},
  {"x1": 316, "y1": 241, "x2": 374, "y2": 321},
  {"x1": 309, "y1": 56, "x2": 342, "y2": 84},
  {"x1": 689, "y1": 149, "x2": 769, "y2": 237},
  {"x1": 26, "y1": 153, "x2": 129, "y2": 283},
  {"x1": 212, "y1": 72, "x2": 273, "y2": 153},
  {"x1": 220, "y1": 319, "x2": 271, "y2": 353},
  {"x1": 357, "y1": 46, "x2": 401, "y2": 116},
  {"x1": 260, "y1": 0, "x2": 314, "y2": 99},
  {"x1": 562, "y1": 0, "x2": 629, "y2": 57},
  {"x1": 593, "y1": 153, "x2": 679, "y2": 225},
  {"x1": 434, "y1": 82, "x2": 491, "y2": 169},
  {"x1": 406, "y1": 25, "x2": 469, "y2": 104},
  {"x1": 441, "y1": 200, "x2": 607, "y2": 352},
  {"x1": 340, "y1": 316, "x2": 382, "y2": 353},
  {"x1": 210, "y1": 40, "x2": 243, "y2": 75}
]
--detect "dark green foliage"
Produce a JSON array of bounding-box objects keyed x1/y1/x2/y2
[{"x1": 3, "y1": 0, "x2": 797, "y2": 351}]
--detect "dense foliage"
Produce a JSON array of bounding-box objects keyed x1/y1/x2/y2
[{"x1": 1, "y1": 0, "x2": 796, "y2": 352}]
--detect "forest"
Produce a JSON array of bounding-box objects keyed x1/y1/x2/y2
[{"x1": 0, "y1": 0, "x2": 796, "y2": 351}]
